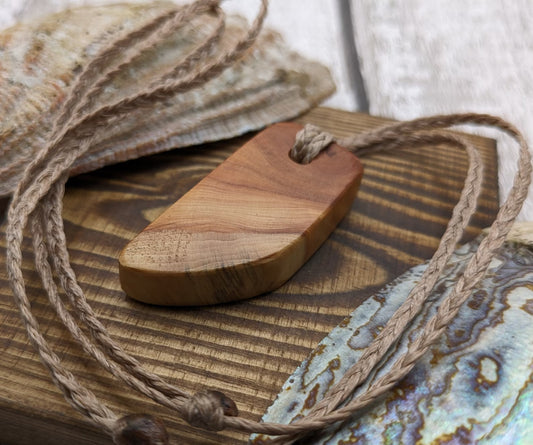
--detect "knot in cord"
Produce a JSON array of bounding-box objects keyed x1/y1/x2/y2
[
  {"x1": 290, "y1": 123, "x2": 335, "y2": 164},
  {"x1": 112, "y1": 414, "x2": 169, "y2": 445},
  {"x1": 184, "y1": 390, "x2": 238, "y2": 431}
]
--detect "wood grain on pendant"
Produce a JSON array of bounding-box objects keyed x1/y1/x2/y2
[{"x1": 119, "y1": 122, "x2": 363, "y2": 305}]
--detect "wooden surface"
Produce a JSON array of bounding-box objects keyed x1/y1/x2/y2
[
  {"x1": 119, "y1": 123, "x2": 363, "y2": 306},
  {"x1": 0, "y1": 108, "x2": 499, "y2": 444}
]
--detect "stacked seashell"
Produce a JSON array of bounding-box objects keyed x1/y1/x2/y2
[{"x1": 0, "y1": 1, "x2": 334, "y2": 197}]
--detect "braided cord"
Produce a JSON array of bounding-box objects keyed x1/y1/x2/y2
[{"x1": 3, "y1": 0, "x2": 532, "y2": 443}]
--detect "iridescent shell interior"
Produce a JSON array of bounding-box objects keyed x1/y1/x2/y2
[
  {"x1": 252, "y1": 223, "x2": 533, "y2": 444},
  {"x1": 0, "y1": 1, "x2": 334, "y2": 196}
]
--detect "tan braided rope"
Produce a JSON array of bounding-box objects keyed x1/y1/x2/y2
[
  {"x1": 1, "y1": 0, "x2": 223, "y2": 197},
  {"x1": 2, "y1": 0, "x2": 532, "y2": 443},
  {"x1": 6, "y1": 0, "x2": 270, "y2": 438}
]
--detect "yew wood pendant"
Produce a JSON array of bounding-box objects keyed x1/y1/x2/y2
[{"x1": 119, "y1": 123, "x2": 363, "y2": 305}]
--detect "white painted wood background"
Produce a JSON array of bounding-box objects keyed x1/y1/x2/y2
[{"x1": 2, "y1": 0, "x2": 533, "y2": 220}]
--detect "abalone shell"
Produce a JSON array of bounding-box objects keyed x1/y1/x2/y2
[{"x1": 252, "y1": 224, "x2": 533, "y2": 444}]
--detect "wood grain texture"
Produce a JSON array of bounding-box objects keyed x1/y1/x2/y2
[
  {"x1": 119, "y1": 123, "x2": 363, "y2": 306},
  {"x1": 0, "y1": 108, "x2": 499, "y2": 444}
]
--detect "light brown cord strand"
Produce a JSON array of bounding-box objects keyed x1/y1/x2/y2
[
  {"x1": 76, "y1": 0, "x2": 225, "y2": 124},
  {"x1": 217, "y1": 112, "x2": 533, "y2": 440},
  {"x1": 7, "y1": 2, "x2": 191, "y2": 193},
  {"x1": 257, "y1": 114, "x2": 532, "y2": 443},
  {"x1": 8, "y1": 0, "x2": 267, "y2": 245},
  {"x1": 7, "y1": 207, "x2": 118, "y2": 432},
  {"x1": 32, "y1": 77, "x2": 311, "y2": 424},
  {"x1": 32, "y1": 182, "x2": 189, "y2": 407},
  {"x1": 13, "y1": 0, "x2": 223, "y2": 202},
  {"x1": 267, "y1": 130, "x2": 485, "y2": 444},
  {"x1": 29, "y1": 2, "x2": 226, "y2": 404},
  {"x1": 152, "y1": 6, "x2": 226, "y2": 86},
  {"x1": 11, "y1": 0, "x2": 268, "y2": 217},
  {"x1": 20, "y1": 115, "x2": 528, "y2": 440},
  {"x1": 5, "y1": 0, "x2": 268, "y2": 441},
  {"x1": 14, "y1": 1, "x2": 263, "y2": 413},
  {"x1": 3, "y1": 0, "x2": 533, "y2": 442},
  {"x1": 40, "y1": 178, "x2": 192, "y2": 402}
]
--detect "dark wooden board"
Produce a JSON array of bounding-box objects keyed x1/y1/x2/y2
[{"x1": 0, "y1": 108, "x2": 499, "y2": 444}]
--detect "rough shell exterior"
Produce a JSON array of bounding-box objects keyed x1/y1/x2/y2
[
  {"x1": 0, "y1": 2, "x2": 334, "y2": 197},
  {"x1": 252, "y1": 223, "x2": 533, "y2": 444}
]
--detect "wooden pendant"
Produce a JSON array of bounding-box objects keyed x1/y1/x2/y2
[{"x1": 119, "y1": 123, "x2": 363, "y2": 305}]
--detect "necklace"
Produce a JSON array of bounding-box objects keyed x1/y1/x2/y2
[{"x1": 2, "y1": 1, "x2": 532, "y2": 444}]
